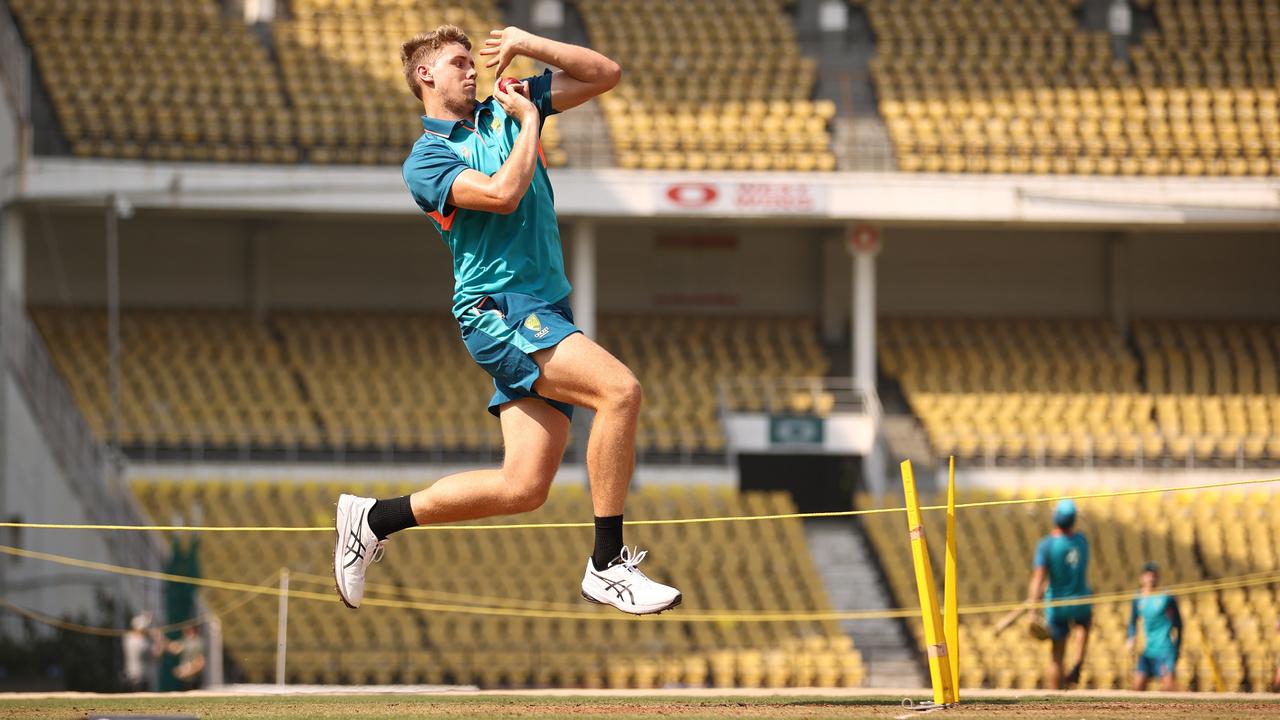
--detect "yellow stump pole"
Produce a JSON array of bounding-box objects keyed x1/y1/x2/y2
[
  {"x1": 900, "y1": 460, "x2": 956, "y2": 706},
  {"x1": 944, "y1": 456, "x2": 960, "y2": 702}
]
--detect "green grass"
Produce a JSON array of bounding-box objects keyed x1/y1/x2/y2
[{"x1": 2, "y1": 694, "x2": 1279, "y2": 720}]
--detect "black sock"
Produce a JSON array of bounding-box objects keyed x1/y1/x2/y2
[
  {"x1": 592, "y1": 515, "x2": 624, "y2": 571},
  {"x1": 366, "y1": 496, "x2": 417, "y2": 540}
]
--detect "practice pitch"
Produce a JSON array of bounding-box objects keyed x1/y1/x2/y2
[{"x1": 2, "y1": 688, "x2": 1278, "y2": 719}]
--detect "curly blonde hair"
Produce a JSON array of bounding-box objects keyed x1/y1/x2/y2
[{"x1": 401, "y1": 25, "x2": 472, "y2": 100}]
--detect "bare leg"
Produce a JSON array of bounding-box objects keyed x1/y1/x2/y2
[
  {"x1": 1071, "y1": 624, "x2": 1090, "y2": 684},
  {"x1": 1132, "y1": 672, "x2": 1148, "y2": 692},
  {"x1": 1159, "y1": 671, "x2": 1176, "y2": 692},
  {"x1": 1048, "y1": 637, "x2": 1066, "y2": 689},
  {"x1": 532, "y1": 333, "x2": 642, "y2": 517},
  {"x1": 407, "y1": 398, "x2": 569, "y2": 524}
]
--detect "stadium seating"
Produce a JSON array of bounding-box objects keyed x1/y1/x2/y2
[
  {"x1": 10, "y1": 0, "x2": 564, "y2": 166},
  {"x1": 11, "y1": 0, "x2": 299, "y2": 163},
  {"x1": 599, "y1": 315, "x2": 829, "y2": 456},
  {"x1": 133, "y1": 479, "x2": 864, "y2": 688},
  {"x1": 35, "y1": 308, "x2": 828, "y2": 458},
  {"x1": 575, "y1": 0, "x2": 837, "y2": 171},
  {"x1": 13, "y1": 0, "x2": 1276, "y2": 174},
  {"x1": 881, "y1": 317, "x2": 1280, "y2": 465},
  {"x1": 863, "y1": 0, "x2": 1280, "y2": 175},
  {"x1": 880, "y1": 317, "x2": 1151, "y2": 462},
  {"x1": 859, "y1": 486, "x2": 1280, "y2": 691},
  {"x1": 273, "y1": 312, "x2": 503, "y2": 453},
  {"x1": 32, "y1": 308, "x2": 320, "y2": 450},
  {"x1": 1136, "y1": 319, "x2": 1280, "y2": 464}
]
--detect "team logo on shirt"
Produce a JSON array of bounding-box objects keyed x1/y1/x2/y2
[
  {"x1": 491, "y1": 117, "x2": 502, "y2": 131},
  {"x1": 525, "y1": 314, "x2": 550, "y2": 339},
  {"x1": 460, "y1": 147, "x2": 472, "y2": 159}
]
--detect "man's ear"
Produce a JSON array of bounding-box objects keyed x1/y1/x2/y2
[{"x1": 419, "y1": 64, "x2": 432, "y2": 88}]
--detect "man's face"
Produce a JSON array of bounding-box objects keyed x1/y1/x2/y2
[
  {"x1": 425, "y1": 43, "x2": 477, "y2": 111},
  {"x1": 1140, "y1": 570, "x2": 1157, "y2": 591}
]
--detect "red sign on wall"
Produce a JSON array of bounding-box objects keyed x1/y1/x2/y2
[{"x1": 847, "y1": 223, "x2": 880, "y2": 253}]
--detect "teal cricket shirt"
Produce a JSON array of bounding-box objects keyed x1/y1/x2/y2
[
  {"x1": 1129, "y1": 593, "x2": 1182, "y2": 657},
  {"x1": 402, "y1": 69, "x2": 571, "y2": 318},
  {"x1": 1034, "y1": 530, "x2": 1091, "y2": 599}
]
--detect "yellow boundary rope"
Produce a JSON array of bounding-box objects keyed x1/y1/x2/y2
[
  {"x1": 0, "y1": 569, "x2": 279, "y2": 637},
  {"x1": 2, "y1": 474, "x2": 1276, "y2": 534},
  {"x1": 3, "y1": 474, "x2": 1278, "y2": 636},
  {"x1": 2, "y1": 543, "x2": 1277, "y2": 625}
]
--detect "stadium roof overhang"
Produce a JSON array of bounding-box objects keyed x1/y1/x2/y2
[{"x1": 13, "y1": 158, "x2": 1280, "y2": 228}]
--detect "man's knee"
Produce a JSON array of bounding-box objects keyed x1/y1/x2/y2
[
  {"x1": 603, "y1": 371, "x2": 642, "y2": 414},
  {"x1": 504, "y1": 475, "x2": 552, "y2": 514}
]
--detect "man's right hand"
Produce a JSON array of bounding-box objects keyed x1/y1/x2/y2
[{"x1": 493, "y1": 79, "x2": 538, "y2": 126}]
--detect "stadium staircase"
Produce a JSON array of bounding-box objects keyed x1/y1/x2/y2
[
  {"x1": 805, "y1": 520, "x2": 926, "y2": 687},
  {"x1": 794, "y1": 0, "x2": 896, "y2": 170}
]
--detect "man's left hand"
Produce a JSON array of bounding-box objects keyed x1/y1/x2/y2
[{"x1": 480, "y1": 26, "x2": 534, "y2": 76}]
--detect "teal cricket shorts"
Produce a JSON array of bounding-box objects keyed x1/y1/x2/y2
[{"x1": 458, "y1": 292, "x2": 579, "y2": 420}]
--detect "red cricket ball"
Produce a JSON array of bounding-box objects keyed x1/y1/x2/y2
[{"x1": 497, "y1": 77, "x2": 521, "y2": 94}]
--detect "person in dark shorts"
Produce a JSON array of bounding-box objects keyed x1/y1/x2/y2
[
  {"x1": 334, "y1": 24, "x2": 680, "y2": 617},
  {"x1": 1026, "y1": 499, "x2": 1093, "y2": 689}
]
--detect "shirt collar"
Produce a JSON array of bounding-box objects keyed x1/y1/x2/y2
[{"x1": 420, "y1": 99, "x2": 494, "y2": 137}]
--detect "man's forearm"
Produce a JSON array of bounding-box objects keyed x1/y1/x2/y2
[
  {"x1": 1026, "y1": 575, "x2": 1044, "y2": 603},
  {"x1": 490, "y1": 119, "x2": 541, "y2": 211},
  {"x1": 517, "y1": 34, "x2": 619, "y2": 83}
]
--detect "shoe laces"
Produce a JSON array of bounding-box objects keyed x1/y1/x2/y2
[{"x1": 615, "y1": 545, "x2": 649, "y2": 579}]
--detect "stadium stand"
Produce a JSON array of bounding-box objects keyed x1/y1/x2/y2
[
  {"x1": 880, "y1": 317, "x2": 1151, "y2": 462},
  {"x1": 860, "y1": 487, "x2": 1280, "y2": 691},
  {"x1": 11, "y1": 0, "x2": 1276, "y2": 174},
  {"x1": 32, "y1": 308, "x2": 320, "y2": 450},
  {"x1": 133, "y1": 478, "x2": 865, "y2": 688},
  {"x1": 575, "y1": 0, "x2": 837, "y2": 171},
  {"x1": 34, "y1": 308, "x2": 828, "y2": 458},
  {"x1": 10, "y1": 0, "x2": 299, "y2": 163},
  {"x1": 9, "y1": 0, "x2": 564, "y2": 166},
  {"x1": 599, "y1": 314, "x2": 830, "y2": 456},
  {"x1": 880, "y1": 317, "x2": 1280, "y2": 465},
  {"x1": 273, "y1": 311, "x2": 503, "y2": 453},
  {"x1": 1136, "y1": 319, "x2": 1280, "y2": 464},
  {"x1": 863, "y1": 0, "x2": 1280, "y2": 175}
]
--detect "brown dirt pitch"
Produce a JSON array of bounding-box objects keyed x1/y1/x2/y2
[{"x1": 0, "y1": 688, "x2": 1276, "y2": 719}]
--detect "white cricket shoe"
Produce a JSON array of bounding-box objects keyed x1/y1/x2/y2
[
  {"x1": 581, "y1": 546, "x2": 682, "y2": 615},
  {"x1": 334, "y1": 493, "x2": 385, "y2": 609}
]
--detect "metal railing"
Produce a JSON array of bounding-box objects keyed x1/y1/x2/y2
[
  {"x1": 925, "y1": 431, "x2": 1280, "y2": 471},
  {"x1": 115, "y1": 422, "x2": 506, "y2": 466},
  {"x1": 716, "y1": 376, "x2": 880, "y2": 418},
  {"x1": 0, "y1": 1, "x2": 30, "y2": 126},
  {"x1": 110, "y1": 421, "x2": 728, "y2": 467},
  {"x1": 2, "y1": 296, "x2": 162, "y2": 610}
]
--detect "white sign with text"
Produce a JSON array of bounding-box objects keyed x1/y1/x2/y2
[{"x1": 656, "y1": 181, "x2": 828, "y2": 215}]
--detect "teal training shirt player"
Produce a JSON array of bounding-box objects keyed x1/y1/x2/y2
[
  {"x1": 1033, "y1": 530, "x2": 1091, "y2": 599},
  {"x1": 402, "y1": 70, "x2": 571, "y2": 318},
  {"x1": 1129, "y1": 593, "x2": 1182, "y2": 657}
]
